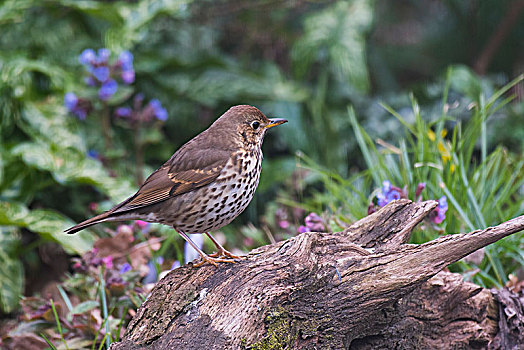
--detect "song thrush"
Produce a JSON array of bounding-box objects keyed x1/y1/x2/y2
[{"x1": 65, "y1": 105, "x2": 287, "y2": 266}]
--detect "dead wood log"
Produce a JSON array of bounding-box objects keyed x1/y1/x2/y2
[{"x1": 110, "y1": 199, "x2": 524, "y2": 349}]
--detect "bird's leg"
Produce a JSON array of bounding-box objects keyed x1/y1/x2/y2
[
  {"x1": 176, "y1": 230, "x2": 236, "y2": 267},
  {"x1": 205, "y1": 232, "x2": 244, "y2": 260}
]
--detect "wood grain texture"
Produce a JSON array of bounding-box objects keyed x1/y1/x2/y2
[{"x1": 110, "y1": 199, "x2": 524, "y2": 349}]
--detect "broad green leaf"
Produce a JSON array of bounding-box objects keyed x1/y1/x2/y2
[
  {"x1": 12, "y1": 141, "x2": 134, "y2": 202},
  {"x1": 20, "y1": 104, "x2": 85, "y2": 152},
  {"x1": 0, "y1": 201, "x2": 94, "y2": 254},
  {"x1": 0, "y1": 228, "x2": 23, "y2": 313}
]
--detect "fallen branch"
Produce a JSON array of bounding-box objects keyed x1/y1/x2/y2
[{"x1": 110, "y1": 199, "x2": 524, "y2": 349}]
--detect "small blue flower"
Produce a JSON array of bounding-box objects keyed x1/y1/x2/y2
[
  {"x1": 79, "y1": 49, "x2": 96, "y2": 65},
  {"x1": 118, "y1": 51, "x2": 133, "y2": 70},
  {"x1": 386, "y1": 190, "x2": 400, "y2": 202},
  {"x1": 119, "y1": 263, "x2": 132, "y2": 274},
  {"x1": 74, "y1": 109, "x2": 87, "y2": 120},
  {"x1": 93, "y1": 66, "x2": 110, "y2": 82},
  {"x1": 98, "y1": 79, "x2": 118, "y2": 100},
  {"x1": 87, "y1": 150, "x2": 99, "y2": 159},
  {"x1": 149, "y1": 99, "x2": 168, "y2": 121},
  {"x1": 432, "y1": 196, "x2": 448, "y2": 224},
  {"x1": 121, "y1": 69, "x2": 135, "y2": 84},
  {"x1": 149, "y1": 99, "x2": 161, "y2": 110},
  {"x1": 63, "y1": 92, "x2": 78, "y2": 110},
  {"x1": 97, "y1": 48, "x2": 111, "y2": 63},
  {"x1": 376, "y1": 180, "x2": 402, "y2": 207},
  {"x1": 115, "y1": 107, "x2": 132, "y2": 118},
  {"x1": 84, "y1": 76, "x2": 96, "y2": 86},
  {"x1": 382, "y1": 180, "x2": 391, "y2": 193},
  {"x1": 155, "y1": 107, "x2": 168, "y2": 121},
  {"x1": 438, "y1": 196, "x2": 447, "y2": 210}
]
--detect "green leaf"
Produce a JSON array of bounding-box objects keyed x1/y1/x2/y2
[
  {"x1": 0, "y1": 228, "x2": 23, "y2": 313},
  {"x1": 12, "y1": 141, "x2": 134, "y2": 202},
  {"x1": 70, "y1": 300, "x2": 99, "y2": 315},
  {"x1": 20, "y1": 104, "x2": 85, "y2": 152},
  {"x1": 0, "y1": 201, "x2": 94, "y2": 254},
  {"x1": 292, "y1": 0, "x2": 373, "y2": 92}
]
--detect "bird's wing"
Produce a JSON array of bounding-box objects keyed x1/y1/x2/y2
[{"x1": 112, "y1": 147, "x2": 230, "y2": 213}]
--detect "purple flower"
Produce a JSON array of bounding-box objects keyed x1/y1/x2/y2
[
  {"x1": 155, "y1": 108, "x2": 168, "y2": 121},
  {"x1": 432, "y1": 196, "x2": 448, "y2": 224},
  {"x1": 377, "y1": 180, "x2": 402, "y2": 207},
  {"x1": 84, "y1": 76, "x2": 96, "y2": 86},
  {"x1": 93, "y1": 66, "x2": 110, "y2": 82},
  {"x1": 63, "y1": 92, "x2": 78, "y2": 110},
  {"x1": 119, "y1": 263, "x2": 132, "y2": 274},
  {"x1": 97, "y1": 48, "x2": 110, "y2": 63},
  {"x1": 115, "y1": 107, "x2": 132, "y2": 118},
  {"x1": 298, "y1": 225, "x2": 308, "y2": 233},
  {"x1": 303, "y1": 213, "x2": 325, "y2": 232},
  {"x1": 118, "y1": 51, "x2": 133, "y2": 70},
  {"x1": 415, "y1": 182, "x2": 426, "y2": 200},
  {"x1": 98, "y1": 79, "x2": 118, "y2": 100},
  {"x1": 149, "y1": 99, "x2": 161, "y2": 110},
  {"x1": 121, "y1": 69, "x2": 135, "y2": 84},
  {"x1": 171, "y1": 261, "x2": 181, "y2": 270},
  {"x1": 74, "y1": 109, "x2": 87, "y2": 120},
  {"x1": 64, "y1": 92, "x2": 88, "y2": 120},
  {"x1": 149, "y1": 99, "x2": 168, "y2": 121},
  {"x1": 79, "y1": 49, "x2": 96, "y2": 65}
]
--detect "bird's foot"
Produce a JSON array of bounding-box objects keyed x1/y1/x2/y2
[
  {"x1": 208, "y1": 248, "x2": 244, "y2": 260},
  {"x1": 192, "y1": 255, "x2": 238, "y2": 268}
]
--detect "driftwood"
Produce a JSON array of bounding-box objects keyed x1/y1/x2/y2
[{"x1": 111, "y1": 199, "x2": 524, "y2": 349}]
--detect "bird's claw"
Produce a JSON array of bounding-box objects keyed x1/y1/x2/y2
[
  {"x1": 192, "y1": 255, "x2": 238, "y2": 268},
  {"x1": 208, "y1": 249, "x2": 245, "y2": 260}
]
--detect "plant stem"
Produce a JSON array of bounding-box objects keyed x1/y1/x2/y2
[
  {"x1": 101, "y1": 103, "x2": 113, "y2": 152},
  {"x1": 134, "y1": 114, "x2": 144, "y2": 185},
  {"x1": 100, "y1": 270, "x2": 111, "y2": 349}
]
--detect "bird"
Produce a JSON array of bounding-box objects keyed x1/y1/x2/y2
[{"x1": 65, "y1": 105, "x2": 287, "y2": 267}]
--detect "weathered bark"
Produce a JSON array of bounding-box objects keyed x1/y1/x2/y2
[{"x1": 111, "y1": 199, "x2": 524, "y2": 349}]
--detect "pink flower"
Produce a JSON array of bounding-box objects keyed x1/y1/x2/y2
[
  {"x1": 89, "y1": 202, "x2": 99, "y2": 211},
  {"x1": 279, "y1": 220, "x2": 290, "y2": 229},
  {"x1": 117, "y1": 224, "x2": 134, "y2": 236},
  {"x1": 298, "y1": 225, "x2": 308, "y2": 233},
  {"x1": 135, "y1": 220, "x2": 150, "y2": 233},
  {"x1": 102, "y1": 256, "x2": 113, "y2": 269},
  {"x1": 304, "y1": 213, "x2": 325, "y2": 232}
]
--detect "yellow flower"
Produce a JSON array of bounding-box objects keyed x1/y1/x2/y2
[
  {"x1": 427, "y1": 129, "x2": 447, "y2": 141},
  {"x1": 429, "y1": 129, "x2": 454, "y2": 172},
  {"x1": 428, "y1": 129, "x2": 436, "y2": 141}
]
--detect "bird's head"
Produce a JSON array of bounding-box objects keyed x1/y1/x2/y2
[{"x1": 216, "y1": 105, "x2": 287, "y2": 148}]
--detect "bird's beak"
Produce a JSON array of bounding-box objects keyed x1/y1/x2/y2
[{"x1": 265, "y1": 118, "x2": 288, "y2": 129}]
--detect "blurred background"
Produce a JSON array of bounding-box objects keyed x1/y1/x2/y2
[{"x1": 0, "y1": 0, "x2": 523, "y2": 347}]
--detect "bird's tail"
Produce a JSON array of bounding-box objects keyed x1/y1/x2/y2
[{"x1": 65, "y1": 211, "x2": 116, "y2": 234}]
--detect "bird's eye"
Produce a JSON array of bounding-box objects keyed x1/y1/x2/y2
[{"x1": 251, "y1": 121, "x2": 260, "y2": 130}]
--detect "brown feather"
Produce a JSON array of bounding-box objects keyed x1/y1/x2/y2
[{"x1": 112, "y1": 148, "x2": 230, "y2": 213}]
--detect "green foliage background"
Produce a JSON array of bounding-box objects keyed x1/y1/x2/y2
[{"x1": 0, "y1": 0, "x2": 522, "y2": 317}]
